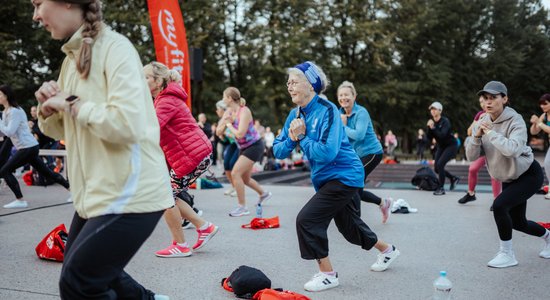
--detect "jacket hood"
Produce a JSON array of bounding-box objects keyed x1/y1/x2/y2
[
  {"x1": 157, "y1": 82, "x2": 188, "y2": 102},
  {"x1": 491, "y1": 107, "x2": 516, "y2": 125}
]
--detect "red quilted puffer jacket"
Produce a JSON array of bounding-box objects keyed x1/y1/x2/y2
[{"x1": 154, "y1": 82, "x2": 212, "y2": 177}]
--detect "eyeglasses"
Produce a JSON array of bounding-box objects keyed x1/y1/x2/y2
[{"x1": 286, "y1": 80, "x2": 304, "y2": 88}]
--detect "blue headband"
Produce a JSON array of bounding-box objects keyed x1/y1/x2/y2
[{"x1": 294, "y1": 61, "x2": 323, "y2": 94}]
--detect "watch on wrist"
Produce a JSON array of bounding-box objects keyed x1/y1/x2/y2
[
  {"x1": 66, "y1": 95, "x2": 79, "y2": 102},
  {"x1": 297, "y1": 133, "x2": 306, "y2": 140}
]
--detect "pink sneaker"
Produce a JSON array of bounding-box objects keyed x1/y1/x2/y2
[
  {"x1": 380, "y1": 197, "x2": 393, "y2": 224},
  {"x1": 193, "y1": 223, "x2": 219, "y2": 250},
  {"x1": 155, "y1": 242, "x2": 192, "y2": 258}
]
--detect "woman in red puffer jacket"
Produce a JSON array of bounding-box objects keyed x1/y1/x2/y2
[{"x1": 144, "y1": 61, "x2": 219, "y2": 258}]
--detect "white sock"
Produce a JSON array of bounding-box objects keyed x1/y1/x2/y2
[
  {"x1": 382, "y1": 245, "x2": 394, "y2": 254},
  {"x1": 500, "y1": 240, "x2": 513, "y2": 253},
  {"x1": 542, "y1": 230, "x2": 550, "y2": 242},
  {"x1": 199, "y1": 222, "x2": 210, "y2": 231},
  {"x1": 176, "y1": 242, "x2": 189, "y2": 248},
  {"x1": 322, "y1": 271, "x2": 337, "y2": 276}
]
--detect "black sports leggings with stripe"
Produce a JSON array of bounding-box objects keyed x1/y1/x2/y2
[{"x1": 359, "y1": 153, "x2": 384, "y2": 205}]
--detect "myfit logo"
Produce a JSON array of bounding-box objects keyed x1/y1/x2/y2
[{"x1": 158, "y1": 9, "x2": 177, "y2": 47}]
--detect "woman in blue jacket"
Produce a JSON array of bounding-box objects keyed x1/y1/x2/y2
[
  {"x1": 337, "y1": 81, "x2": 393, "y2": 224},
  {"x1": 273, "y1": 61, "x2": 400, "y2": 293}
]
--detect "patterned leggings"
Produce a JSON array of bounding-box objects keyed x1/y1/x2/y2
[{"x1": 169, "y1": 155, "x2": 212, "y2": 198}]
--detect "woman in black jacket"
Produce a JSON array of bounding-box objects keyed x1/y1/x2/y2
[{"x1": 426, "y1": 101, "x2": 459, "y2": 195}]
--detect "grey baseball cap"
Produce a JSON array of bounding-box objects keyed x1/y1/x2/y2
[{"x1": 477, "y1": 81, "x2": 507, "y2": 96}]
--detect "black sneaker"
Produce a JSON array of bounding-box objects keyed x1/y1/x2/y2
[
  {"x1": 458, "y1": 193, "x2": 476, "y2": 204},
  {"x1": 181, "y1": 219, "x2": 192, "y2": 229},
  {"x1": 450, "y1": 177, "x2": 460, "y2": 191},
  {"x1": 433, "y1": 188, "x2": 446, "y2": 195},
  {"x1": 182, "y1": 209, "x2": 202, "y2": 229}
]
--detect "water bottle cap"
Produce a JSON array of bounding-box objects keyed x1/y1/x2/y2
[{"x1": 439, "y1": 271, "x2": 447, "y2": 277}]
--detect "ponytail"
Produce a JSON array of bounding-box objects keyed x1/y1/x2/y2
[{"x1": 168, "y1": 70, "x2": 182, "y2": 84}]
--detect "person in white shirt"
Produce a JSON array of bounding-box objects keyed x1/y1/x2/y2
[{"x1": 0, "y1": 84, "x2": 69, "y2": 209}]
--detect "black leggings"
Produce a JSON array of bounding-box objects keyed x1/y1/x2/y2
[
  {"x1": 60, "y1": 211, "x2": 163, "y2": 300},
  {"x1": 433, "y1": 144, "x2": 458, "y2": 188},
  {"x1": 359, "y1": 154, "x2": 383, "y2": 205},
  {"x1": 0, "y1": 144, "x2": 69, "y2": 199},
  {"x1": 296, "y1": 180, "x2": 378, "y2": 260},
  {"x1": 493, "y1": 160, "x2": 546, "y2": 241}
]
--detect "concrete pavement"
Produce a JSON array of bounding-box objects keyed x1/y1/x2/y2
[{"x1": 1, "y1": 181, "x2": 549, "y2": 299}]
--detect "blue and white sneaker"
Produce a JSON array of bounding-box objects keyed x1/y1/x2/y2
[
  {"x1": 304, "y1": 272, "x2": 339, "y2": 292},
  {"x1": 371, "y1": 246, "x2": 400, "y2": 271}
]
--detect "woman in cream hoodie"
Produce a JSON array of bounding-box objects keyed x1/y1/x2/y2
[
  {"x1": 466, "y1": 81, "x2": 550, "y2": 269},
  {"x1": 32, "y1": 0, "x2": 173, "y2": 299}
]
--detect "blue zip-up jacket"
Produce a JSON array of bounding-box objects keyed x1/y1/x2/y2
[
  {"x1": 273, "y1": 95, "x2": 364, "y2": 191},
  {"x1": 340, "y1": 103, "x2": 383, "y2": 157}
]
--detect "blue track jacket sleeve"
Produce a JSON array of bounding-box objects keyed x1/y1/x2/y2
[
  {"x1": 344, "y1": 109, "x2": 368, "y2": 141},
  {"x1": 300, "y1": 106, "x2": 341, "y2": 163},
  {"x1": 273, "y1": 112, "x2": 298, "y2": 159}
]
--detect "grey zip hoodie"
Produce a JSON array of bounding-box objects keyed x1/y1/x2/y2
[{"x1": 466, "y1": 107, "x2": 533, "y2": 182}]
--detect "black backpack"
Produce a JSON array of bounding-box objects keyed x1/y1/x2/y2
[
  {"x1": 221, "y1": 265, "x2": 271, "y2": 299},
  {"x1": 411, "y1": 166, "x2": 439, "y2": 191}
]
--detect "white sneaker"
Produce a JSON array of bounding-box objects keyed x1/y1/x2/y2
[
  {"x1": 230, "y1": 190, "x2": 237, "y2": 197},
  {"x1": 380, "y1": 197, "x2": 393, "y2": 224},
  {"x1": 487, "y1": 251, "x2": 518, "y2": 268},
  {"x1": 3, "y1": 200, "x2": 28, "y2": 209},
  {"x1": 229, "y1": 206, "x2": 250, "y2": 217},
  {"x1": 258, "y1": 191, "x2": 272, "y2": 205},
  {"x1": 371, "y1": 246, "x2": 400, "y2": 271},
  {"x1": 545, "y1": 192, "x2": 550, "y2": 200},
  {"x1": 154, "y1": 294, "x2": 170, "y2": 300},
  {"x1": 540, "y1": 239, "x2": 550, "y2": 259},
  {"x1": 304, "y1": 272, "x2": 339, "y2": 292},
  {"x1": 224, "y1": 188, "x2": 235, "y2": 196}
]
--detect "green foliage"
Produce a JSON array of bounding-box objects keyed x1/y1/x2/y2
[{"x1": 1, "y1": 0, "x2": 549, "y2": 153}]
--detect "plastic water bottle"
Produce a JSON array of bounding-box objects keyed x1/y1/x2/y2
[
  {"x1": 196, "y1": 178, "x2": 201, "y2": 190},
  {"x1": 256, "y1": 203, "x2": 263, "y2": 218},
  {"x1": 433, "y1": 271, "x2": 452, "y2": 300}
]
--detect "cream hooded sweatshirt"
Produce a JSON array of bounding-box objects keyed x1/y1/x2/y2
[
  {"x1": 466, "y1": 106, "x2": 533, "y2": 183},
  {"x1": 38, "y1": 25, "x2": 173, "y2": 218}
]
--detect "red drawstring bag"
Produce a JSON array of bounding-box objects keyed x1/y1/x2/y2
[
  {"x1": 22, "y1": 170, "x2": 33, "y2": 186},
  {"x1": 253, "y1": 288, "x2": 311, "y2": 300},
  {"x1": 35, "y1": 224, "x2": 68, "y2": 262},
  {"x1": 241, "y1": 216, "x2": 280, "y2": 230}
]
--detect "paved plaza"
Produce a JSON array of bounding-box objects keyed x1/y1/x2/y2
[{"x1": 1, "y1": 179, "x2": 549, "y2": 299}]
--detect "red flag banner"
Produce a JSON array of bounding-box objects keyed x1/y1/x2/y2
[{"x1": 147, "y1": 0, "x2": 191, "y2": 109}]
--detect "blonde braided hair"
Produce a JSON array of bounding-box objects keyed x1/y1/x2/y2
[{"x1": 77, "y1": 0, "x2": 103, "y2": 79}]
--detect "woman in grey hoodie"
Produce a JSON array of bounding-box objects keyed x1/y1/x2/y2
[{"x1": 466, "y1": 81, "x2": 550, "y2": 268}]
